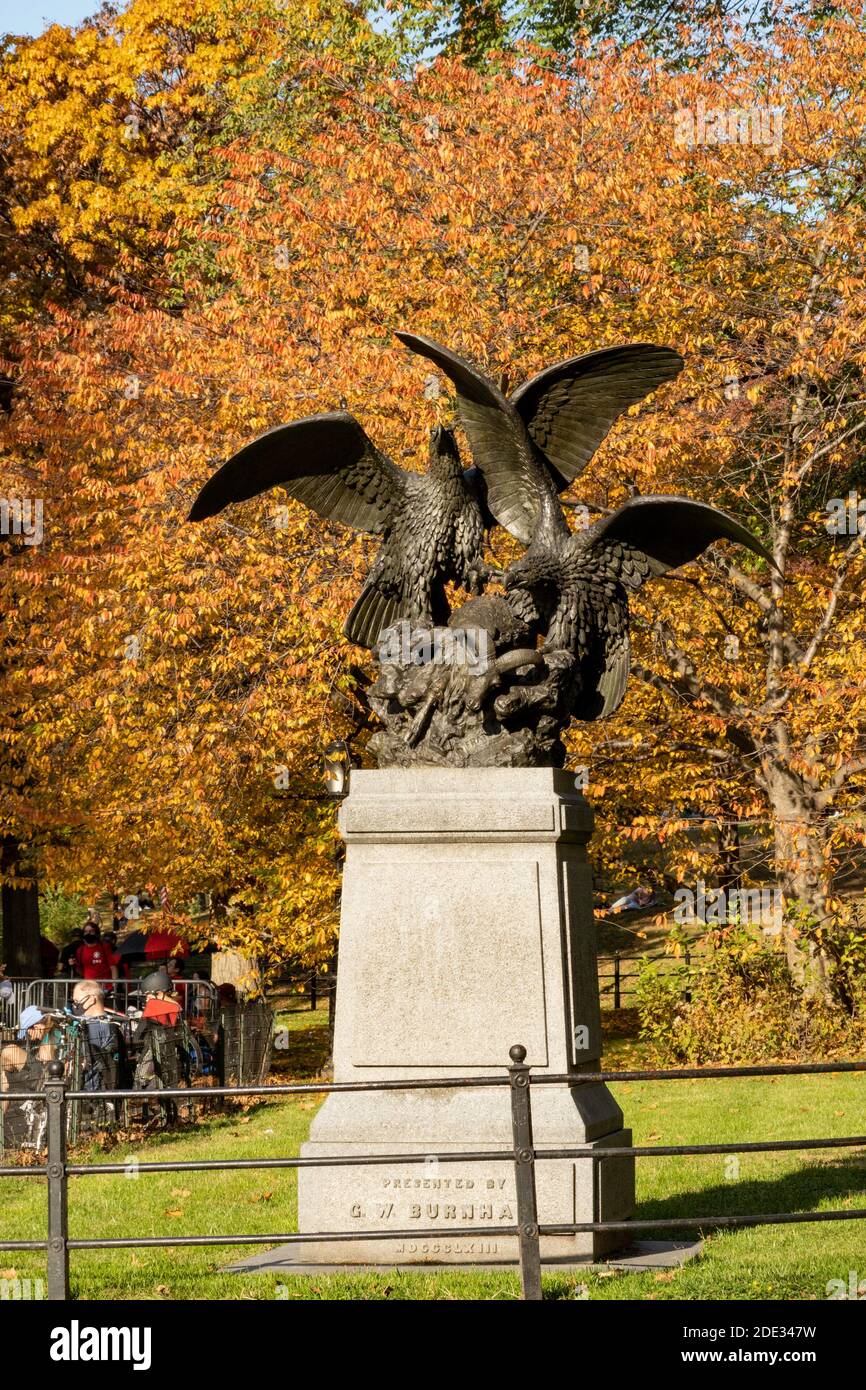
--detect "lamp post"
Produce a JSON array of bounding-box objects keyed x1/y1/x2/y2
[
  {"x1": 322, "y1": 740, "x2": 351, "y2": 798},
  {"x1": 321, "y1": 740, "x2": 350, "y2": 1043}
]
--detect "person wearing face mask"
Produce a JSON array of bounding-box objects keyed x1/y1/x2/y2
[
  {"x1": 74, "y1": 924, "x2": 117, "y2": 982},
  {"x1": 70, "y1": 982, "x2": 127, "y2": 1116}
]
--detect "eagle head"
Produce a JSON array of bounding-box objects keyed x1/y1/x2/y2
[
  {"x1": 504, "y1": 549, "x2": 555, "y2": 592},
  {"x1": 428, "y1": 424, "x2": 462, "y2": 479}
]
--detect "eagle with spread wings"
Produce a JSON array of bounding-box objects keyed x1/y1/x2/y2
[
  {"x1": 396, "y1": 333, "x2": 774, "y2": 720},
  {"x1": 189, "y1": 414, "x2": 489, "y2": 649},
  {"x1": 189, "y1": 336, "x2": 700, "y2": 665}
]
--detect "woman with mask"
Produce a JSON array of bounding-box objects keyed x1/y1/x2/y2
[{"x1": 74, "y1": 924, "x2": 117, "y2": 982}]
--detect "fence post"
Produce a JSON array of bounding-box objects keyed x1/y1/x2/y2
[
  {"x1": 614, "y1": 952, "x2": 621, "y2": 1010},
  {"x1": 684, "y1": 948, "x2": 692, "y2": 1004},
  {"x1": 508, "y1": 1044, "x2": 542, "y2": 1301},
  {"x1": 45, "y1": 1059, "x2": 69, "y2": 1301},
  {"x1": 310, "y1": 970, "x2": 317, "y2": 1012}
]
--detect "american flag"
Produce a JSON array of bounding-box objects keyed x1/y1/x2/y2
[{"x1": 159, "y1": 885, "x2": 171, "y2": 912}]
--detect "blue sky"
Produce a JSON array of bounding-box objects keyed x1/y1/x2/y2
[{"x1": 2, "y1": 0, "x2": 97, "y2": 35}]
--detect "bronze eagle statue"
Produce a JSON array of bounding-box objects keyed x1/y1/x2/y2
[
  {"x1": 188, "y1": 411, "x2": 489, "y2": 648},
  {"x1": 190, "y1": 331, "x2": 774, "y2": 763},
  {"x1": 189, "y1": 337, "x2": 690, "y2": 655},
  {"x1": 397, "y1": 333, "x2": 774, "y2": 720}
]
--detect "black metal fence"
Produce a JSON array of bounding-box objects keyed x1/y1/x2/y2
[
  {"x1": 274, "y1": 968, "x2": 336, "y2": 1013},
  {"x1": 3, "y1": 1047, "x2": 866, "y2": 1301},
  {"x1": 598, "y1": 951, "x2": 696, "y2": 1008},
  {"x1": 1, "y1": 988, "x2": 274, "y2": 1150}
]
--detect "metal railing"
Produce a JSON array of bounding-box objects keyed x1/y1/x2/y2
[
  {"x1": 0, "y1": 977, "x2": 32, "y2": 1037},
  {"x1": 597, "y1": 951, "x2": 694, "y2": 1008},
  {"x1": 3, "y1": 1047, "x2": 866, "y2": 1301},
  {"x1": 274, "y1": 969, "x2": 337, "y2": 1013},
  {"x1": 23, "y1": 977, "x2": 220, "y2": 1026}
]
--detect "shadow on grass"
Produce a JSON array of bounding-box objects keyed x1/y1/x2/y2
[
  {"x1": 633, "y1": 1150, "x2": 866, "y2": 1239},
  {"x1": 271, "y1": 1024, "x2": 331, "y2": 1081}
]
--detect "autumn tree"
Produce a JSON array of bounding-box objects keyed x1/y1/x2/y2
[
  {"x1": 0, "y1": 0, "x2": 393, "y2": 968},
  {"x1": 4, "y1": 1, "x2": 866, "y2": 1005},
  {"x1": 385, "y1": 0, "x2": 781, "y2": 65}
]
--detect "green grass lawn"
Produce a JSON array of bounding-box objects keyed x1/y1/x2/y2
[{"x1": 1, "y1": 1007, "x2": 864, "y2": 1300}]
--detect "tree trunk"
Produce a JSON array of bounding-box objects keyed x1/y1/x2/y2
[
  {"x1": 0, "y1": 835, "x2": 41, "y2": 975},
  {"x1": 768, "y1": 773, "x2": 832, "y2": 1003},
  {"x1": 717, "y1": 813, "x2": 741, "y2": 893}
]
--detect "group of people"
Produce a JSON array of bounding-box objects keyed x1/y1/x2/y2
[{"x1": 0, "y1": 968, "x2": 193, "y2": 1145}]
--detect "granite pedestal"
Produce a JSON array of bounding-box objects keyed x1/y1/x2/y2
[{"x1": 296, "y1": 767, "x2": 634, "y2": 1265}]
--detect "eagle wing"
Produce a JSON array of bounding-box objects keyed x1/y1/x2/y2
[
  {"x1": 189, "y1": 411, "x2": 404, "y2": 534},
  {"x1": 582, "y1": 495, "x2": 775, "y2": 586},
  {"x1": 564, "y1": 496, "x2": 773, "y2": 719},
  {"x1": 511, "y1": 345, "x2": 683, "y2": 491},
  {"x1": 395, "y1": 332, "x2": 543, "y2": 546}
]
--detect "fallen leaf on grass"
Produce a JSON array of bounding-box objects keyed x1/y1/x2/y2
[
  {"x1": 164, "y1": 1208, "x2": 184, "y2": 1219},
  {"x1": 249, "y1": 1191, "x2": 274, "y2": 1203}
]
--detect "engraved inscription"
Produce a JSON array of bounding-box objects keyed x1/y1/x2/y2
[
  {"x1": 395, "y1": 1242, "x2": 500, "y2": 1256},
  {"x1": 347, "y1": 1171, "x2": 515, "y2": 1224}
]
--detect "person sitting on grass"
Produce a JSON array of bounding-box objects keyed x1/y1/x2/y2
[
  {"x1": 609, "y1": 884, "x2": 659, "y2": 914},
  {"x1": 0, "y1": 1005, "x2": 57, "y2": 1148}
]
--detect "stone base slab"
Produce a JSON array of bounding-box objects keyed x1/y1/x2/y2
[
  {"x1": 299, "y1": 1123, "x2": 633, "y2": 1263},
  {"x1": 229, "y1": 1240, "x2": 703, "y2": 1276}
]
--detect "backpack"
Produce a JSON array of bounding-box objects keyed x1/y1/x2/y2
[{"x1": 81, "y1": 1016, "x2": 124, "y2": 1092}]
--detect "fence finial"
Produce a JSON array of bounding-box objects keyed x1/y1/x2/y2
[{"x1": 509, "y1": 1043, "x2": 527, "y2": 1064}]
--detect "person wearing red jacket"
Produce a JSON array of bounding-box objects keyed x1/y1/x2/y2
[
  {"x1": 74, "y1": 925, "x2": 117, "y2": 982},
  {"x1": 132, "y1": 970, "x2": 186, "y2": 1120}
]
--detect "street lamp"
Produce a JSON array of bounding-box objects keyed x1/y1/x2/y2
[{"x1": 323, "y1": 740, "x2": 351, "y2": 798}]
